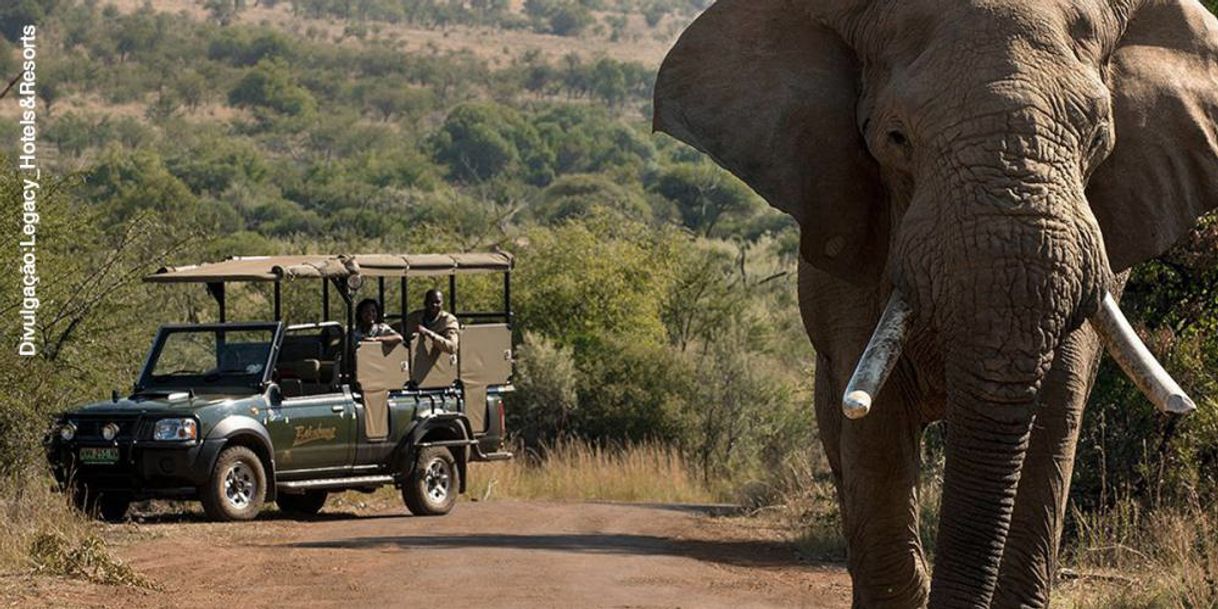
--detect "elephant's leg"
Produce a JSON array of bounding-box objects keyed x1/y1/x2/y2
[
  {"x1": 803, "y1": 264, "x2": 930, "y2": 609},
  {"x1": 990, "y1": 325, "x2": 1103, "y2": 609}
]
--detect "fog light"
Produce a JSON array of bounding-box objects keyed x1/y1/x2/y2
[
  {"x1": 101, "y1": 423, "x2": 119, "y2": 441},
  {"x1": 60, "y1": 423, "x2": 76, "y2": 441}
]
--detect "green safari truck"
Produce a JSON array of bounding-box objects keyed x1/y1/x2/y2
[{"x1": 44, "y1": 253, "x2": 515, "y2": 522}]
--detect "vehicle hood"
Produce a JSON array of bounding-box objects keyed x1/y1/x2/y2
[{"x1": 71, "y1": 392, "x2": 260, "y2": 416}]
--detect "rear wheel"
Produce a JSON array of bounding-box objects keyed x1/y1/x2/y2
[
  {"x1": 276, "y1": 491, "x2": 327, "y2": 516},
  {"x1": 402, "y1": 447, "x2": 458, "y2": 516},
  {"x1": 201, "y1": 446, "x2": 266, "y2": 522}
]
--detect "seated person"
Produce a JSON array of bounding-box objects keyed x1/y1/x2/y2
[
  {"x1": 402, "y1": 289, "x2": 459, "y2": 354},
  {"x1": 353, "y1": 298, "x2": 403, "y2": 346}
]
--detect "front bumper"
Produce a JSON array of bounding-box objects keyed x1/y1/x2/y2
[{"x1": 46, "y1": 436, "x2": 225, "y2": 499}]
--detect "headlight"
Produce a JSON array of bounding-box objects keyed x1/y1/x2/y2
[
  {"x1": 153, "y1": 418, "x2": 197, "y2": 441},
  {"x1": 101, "y1": 422, "x2": 119, "y2": 441},
  {"x1": 59, "y1": 422, "x2": 76, "y2": 441}
]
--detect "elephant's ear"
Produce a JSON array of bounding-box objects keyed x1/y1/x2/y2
[
  {"x1": 653, "y1": 0, "x2": 886, "y2": 283},
  {"x1": 1087, "y1": 0, "x2": 1218, "y2": 272}
]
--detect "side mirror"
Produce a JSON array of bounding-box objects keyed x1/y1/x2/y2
[{"x1": 111, "y1": 389, "x2": 119, "y2": 403}]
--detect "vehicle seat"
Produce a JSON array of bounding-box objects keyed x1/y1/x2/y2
[
  {"x1": 278, "y1": 359, "x2": 320, "y2": 381},
  {"x1": 279, "y1": 379, "x2": 304, "y2": 398},
  {"x1": 317, "y1": 325, "x2": 345, "y2": 387}
]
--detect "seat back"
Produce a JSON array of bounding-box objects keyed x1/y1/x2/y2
[
  {"x1": 410, "y1": 337, "x2": 458, "y2": 388},
  {"x1": 457, "y1": 323, "x2": 512, "y2": 433},
  {"x1": 355, "y1": 341, "x2": 409, "y2": 440}
]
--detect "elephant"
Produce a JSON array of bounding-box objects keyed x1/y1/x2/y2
[{"x1": 653, "y1": 0, "x2": 1218, "y2": 608}]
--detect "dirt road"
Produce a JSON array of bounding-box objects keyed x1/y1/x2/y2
[{"x1": 9, "y1": 501, "x2": 850, "y2": 609}]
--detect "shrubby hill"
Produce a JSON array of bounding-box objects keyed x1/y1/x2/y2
[{"x1": 0, "y1": 0, "x2": 808, "y2": 500}]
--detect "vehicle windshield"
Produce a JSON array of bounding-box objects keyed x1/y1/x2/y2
[{"x1": 142, "y1": 326, "x2": 277, "y2": 390}]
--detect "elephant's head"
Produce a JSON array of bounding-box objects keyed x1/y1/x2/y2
[{"x1": 655, "y1": 0, "x2": 1218, "y2": 605}]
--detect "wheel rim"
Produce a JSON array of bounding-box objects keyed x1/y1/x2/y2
[
  {"x1": 424, "y1": 459, "x2": 450, "y2": 503},
  {"x1": 224, "y1": 462, "x2": 257, "y2": 510}
]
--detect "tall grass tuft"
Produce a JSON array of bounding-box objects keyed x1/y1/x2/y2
[
  {"x1": 1061, "y1": 497, "x2": 1218, "y2": 609},
  {"x1": 0, "y1": 473, "x2": 153, "y2": 588},
  {"x1": 466, "y1": 439, "x2": 715, "y2": 504}
]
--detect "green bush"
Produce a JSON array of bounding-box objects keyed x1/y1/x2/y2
[
  {"x1": 430, "y1": 102, "x2": 553, "y2": 185},
  {"x1": 509, "y1": 333, "x2": 580, "y2": 445},
  {"x1": 228, "y1": 59, "x2": 317, "y2": 117},
  {"x1": 1073, "y1": 213, "x2": 1218, "y2": 511},
  {"x1": 533, "y1": 174, "x2": 651, "y2": 225}
]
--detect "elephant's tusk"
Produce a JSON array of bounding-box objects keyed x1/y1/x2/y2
[
  {"x1": 842, "y1": 292, "x2": 913, "y2": 419},
  {"x1": 1089, "y1": 292, "x2": 1196, "y2": 415}
]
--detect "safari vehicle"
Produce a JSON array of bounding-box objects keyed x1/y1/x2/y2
[{"x1": 44, "y1": 253, "x2": 515, "y2": 522}]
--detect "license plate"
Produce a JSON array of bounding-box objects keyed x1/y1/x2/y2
[{"x1": 79, "y1": 447, "x2": 119, "y2": 464}]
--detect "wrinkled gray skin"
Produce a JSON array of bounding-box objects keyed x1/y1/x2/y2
[{"x1": 654, "y1": 0, "x2": 1218, "y2": 607}]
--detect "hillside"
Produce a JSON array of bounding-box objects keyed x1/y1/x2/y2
[{"x1": 110, "y1": 0, "x2": 682, "y2": 66}]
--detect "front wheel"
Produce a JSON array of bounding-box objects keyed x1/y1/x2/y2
[
  {"x1": 402, "y1": 447, "x2": 458, "y2": 516},
  {"x1": 72, "y1": 486, "x2": 131, "y2": 523},
  {"x1": 200, "y1": 446, "x2": 266, "y2": 522}
]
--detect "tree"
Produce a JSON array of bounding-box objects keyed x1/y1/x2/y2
[
  {"x1": 547, "y1": 3, "x2": 593, "y2": 36},
  {"x1": 204, "y1": 0, "x2": 242, "y2": 25},
  {"x1": 524, "y1": 0, "x2": 592, "y2": 36},
  {"x1": 651, "y1": 163, "x2": 762, "y2": 237},
  {"x1": 115, "y1": 12, "x2": 162, "y2": 63},
  {"x1": 513, "y1": 220, "x2": 677, "y2": 349},
  {"x1": 533, "y1": 174, "x2": 650, "y2": 225},
  {"x1": 0, "y1": 0, "x2": 62, "y2": 43},
  {"x1": 590, "y1": 58, "x2": 627, "y2": 107},
  {"x1": 81, "y1": 148, "x2": 203, "y2": 229},
  {"x1": 429, "y1": 102, "x2": 552, "y2": 185},
  {"x1": 361, "y1": 81, "x2": 435, "y2": 122},
  {"x1": 227, "y1": 59, "x2": 317, "y2": 116},
  {"x1": 172, "y1": 69, "x2": 209, "y2": 110}
]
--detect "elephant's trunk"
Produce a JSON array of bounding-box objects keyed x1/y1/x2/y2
[
  {"x1": 907, "y1": 203, "x2": 1088, "y2": 608},
  {"x1": 928, "y1": 281, "x2": 1059, "y2": 609},
  {"x1": 929, "y1": 392, "x2": 1035, "y2": 609}
]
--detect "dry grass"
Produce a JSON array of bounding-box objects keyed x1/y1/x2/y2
[
  {"x1": 1057, "y1": 498, "x2": 1218, "y2": 609},
  {"x1": 0, "y1": 473, "x2": 153, "y2": 588},
  {"x1": 772, "y1": 453, "x2": 944, "y2": 564},
  {"x1": 465, "y1": 440, "x2": 715, "y2": 504}
]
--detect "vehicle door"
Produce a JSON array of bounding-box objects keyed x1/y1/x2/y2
[{"x1": 265, "y1": 387, "x2": 356, "y2": 477}]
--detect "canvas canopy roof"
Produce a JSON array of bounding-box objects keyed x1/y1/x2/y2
[{"x1": 145, "y1": 253, "x2": 513, "y2": 284}]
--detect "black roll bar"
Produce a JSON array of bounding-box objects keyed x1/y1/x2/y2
[{"x1": 206, "y1": 282, "x2": 226, "y2": 323}]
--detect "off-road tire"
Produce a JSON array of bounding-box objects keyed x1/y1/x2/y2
[
  {"x1": 277, "y1": 491, "x2": 327, "y2": 516},
  {"x1": 402, "y1": 447, "x2": 458, "y2": 516},
  {"x1": 201, "y1": 446, "x2": 266, "y2": 522},
  {"x1": 72, "y1": 486, "x2": 131, "y2": 523}
]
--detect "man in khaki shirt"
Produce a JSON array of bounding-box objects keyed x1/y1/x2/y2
[{"x1": 403, "y1": 289, "x2": 459, "y2": 354}]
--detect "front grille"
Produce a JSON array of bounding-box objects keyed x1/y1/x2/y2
[{"x1": 67, "y1": 415, "x2": 144, "y2": 441}]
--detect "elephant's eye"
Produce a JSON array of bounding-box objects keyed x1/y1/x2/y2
[
  {"x1": 1087, "y1": 124, "x2": 1109, "y2": 155},
  {"x1": 888, "y1": 130, "x2": 909, "y2": 147}
]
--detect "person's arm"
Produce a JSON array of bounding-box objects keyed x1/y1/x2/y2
[
  {"x1": 417, "y1": 325, "x2": 458, "y2": 354},
  {"x1": 372, "y1": 324, "x2": 403, "y2": 345}
]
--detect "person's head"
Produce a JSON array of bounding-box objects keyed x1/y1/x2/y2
[
  {"x1": 423, "y1": 289, "x2": 443, "y2": 317},
  {"x1": 356, "y1": 298, "x2": 381, "y2": 327}
]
